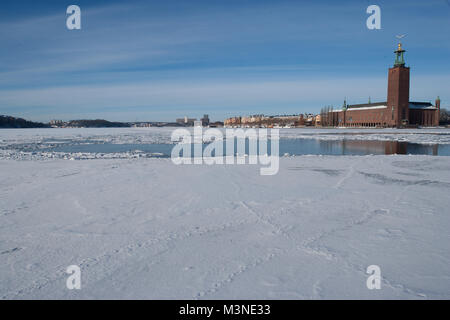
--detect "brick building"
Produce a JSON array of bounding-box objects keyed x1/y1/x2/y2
[{"x1": 330, "y1": 42, "x2": 440, "y2": 128}]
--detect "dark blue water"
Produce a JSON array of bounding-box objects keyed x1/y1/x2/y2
[{"x1": 44, "y1": 139, "x2": 450, "y2": 156}]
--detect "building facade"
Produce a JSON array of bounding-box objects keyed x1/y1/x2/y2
[{"x1": 330, "y1": 43, "x2": 440, "y2": 128}]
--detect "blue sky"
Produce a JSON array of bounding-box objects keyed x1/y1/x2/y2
[{"x1": 0, "y1": 0, "x2": 449, "y2": 122}]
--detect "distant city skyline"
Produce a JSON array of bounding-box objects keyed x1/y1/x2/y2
[{"x1": 0, "y1": 0, "x2": 449, "y2": 122}]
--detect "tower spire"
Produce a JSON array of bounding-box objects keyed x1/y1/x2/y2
[{"x1": 394, "y1": 35, "x2": 406, "y2": 67}]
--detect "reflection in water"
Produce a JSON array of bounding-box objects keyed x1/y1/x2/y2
[
  {"x1": 282, "y1": 139, "x2": 444, "y2": 156},
  {"x1": 339, "y1": 140, "x2": 408, "y2": 155},
  {"x1": 337, "y1": 140, "x2": 438, "y2": 156}
]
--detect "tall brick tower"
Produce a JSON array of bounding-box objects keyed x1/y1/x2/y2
[
  {"x1": 435, "y1": 96, "x2": 441, "y2": 126},
  {"x1": 387, "y1": 42, "x2": 410, "y2": 127}
]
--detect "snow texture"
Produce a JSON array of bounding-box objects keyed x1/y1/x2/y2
[{"x1": 1, "y1": 150, "x2": 450, "y2": 299}]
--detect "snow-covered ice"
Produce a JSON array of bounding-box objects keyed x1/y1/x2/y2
[
  {"x1": 1, "y1": 149, "x2": 450, "y2": 299},
  {"x1": 1, "y1": 127, "x2": 450, "y2": 148},
  {"x1": 2, "y1": 127, "x2": 450, "y2": 161}
]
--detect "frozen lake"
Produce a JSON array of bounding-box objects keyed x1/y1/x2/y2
[
  {"x1": 1, "y1": 127, "x2": 450, "y2": 159},
  {"x1": 1, "y1": 128, "x2": 450, "y2": 299},
  {"x1": 1, "y1": 155, "x2": 450, "y2": 299}
]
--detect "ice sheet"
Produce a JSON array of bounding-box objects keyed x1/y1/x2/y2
[{"x1": 1, "y1": 155, "x2": 450, "y2": 299}]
